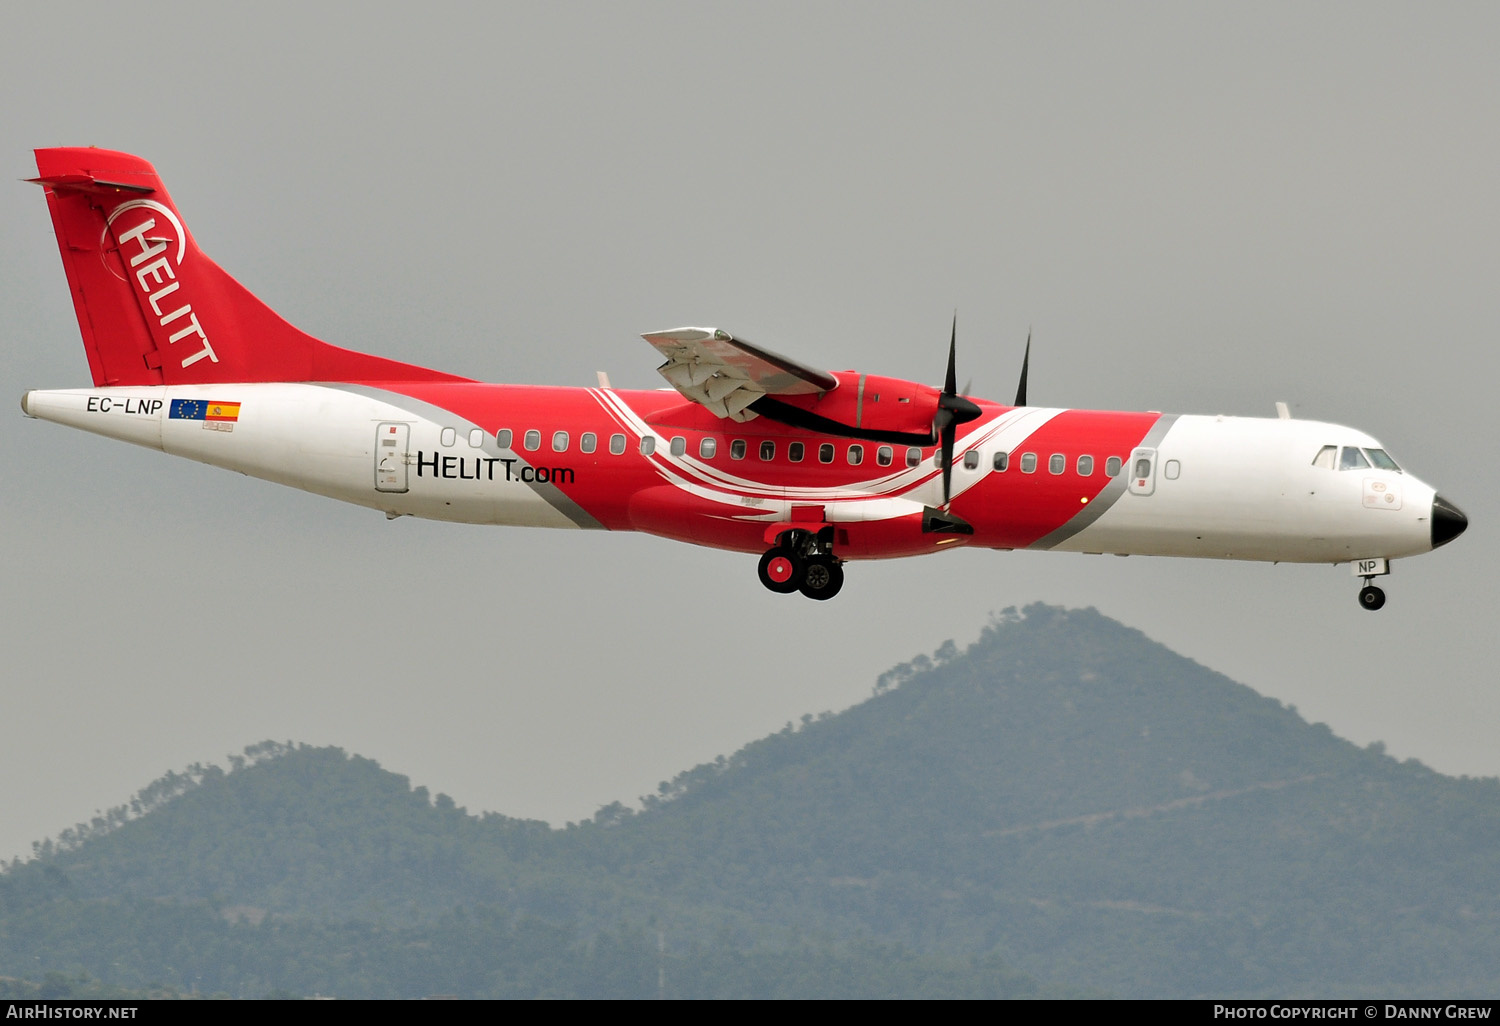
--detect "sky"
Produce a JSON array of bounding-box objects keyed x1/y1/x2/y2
[{"x1": 1, "y1": 2, "x2": 1496, "y2": 863}]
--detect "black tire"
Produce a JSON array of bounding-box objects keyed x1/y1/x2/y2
[
  {"x1": 799, "y1": 558, "x2": 844, "y2": 601},
  {"x1": 757, "y1": 548, "x2": 804, "y2": 594},
  {"x1": 1359, "y1": 585, "x2": 1386, "y2": 611}
]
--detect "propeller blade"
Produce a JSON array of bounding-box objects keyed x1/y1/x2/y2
[
  {"x1": 945, "y1": 315, "x2": 958, "y2": 396},
  {"x1": 1014, "y1": 329, "x2": 1031, "y2": 407},
  {"x1": 941, "y1": 420, "x2": 957, "y2": 506}
]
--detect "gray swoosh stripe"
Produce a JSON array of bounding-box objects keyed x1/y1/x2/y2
[
  {"x1": 1028, "y1": 413, "x2": 1179, "y2": 550},
  {"x1": 323, "y1": 383, "x2": 604, "y2": 530}
]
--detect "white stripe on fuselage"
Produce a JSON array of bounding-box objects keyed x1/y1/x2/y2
[{"x1": 590, "y1": 388, "x2": 1061, "y2": 514}]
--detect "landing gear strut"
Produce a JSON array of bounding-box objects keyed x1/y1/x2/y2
[{"x1": 758, "y1": 529, "x2": 844, "y2": 600}]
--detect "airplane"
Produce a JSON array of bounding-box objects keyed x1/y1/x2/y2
[{"x1": 20, "y1": 147, "x2": 1468, "y2": 610}]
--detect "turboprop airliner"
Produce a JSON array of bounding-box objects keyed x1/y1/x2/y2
[{"x1": 21, "y1": 148, "x2": 1467, "y2": 609}]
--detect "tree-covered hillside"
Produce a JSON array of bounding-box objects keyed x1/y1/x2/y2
[{"x1": 4, "y1": 604, "x2": 1498, "y2": 997}]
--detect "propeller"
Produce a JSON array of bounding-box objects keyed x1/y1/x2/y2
[{"x1": 935, "y1": 315, "x2": 981, "y2": 506}]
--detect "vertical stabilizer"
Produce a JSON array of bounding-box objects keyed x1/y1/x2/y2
[{"x1": 31, "y1": 148, "x2": 468, "y2": 387}]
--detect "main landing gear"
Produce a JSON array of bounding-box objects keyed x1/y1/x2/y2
[
  {"x1": 1358, "y1": 583, "x2": 1386, "y2": 611},
  {"x1": 757, "y1": 529, "x2": 844, "y2": 601}
]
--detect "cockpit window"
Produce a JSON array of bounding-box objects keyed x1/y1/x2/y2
[
  {"x1": 1312, "y1": 445, "x2": 1337, "y2": 470},
  {"x1": 1364, "y1": 448, "x2": 1402, "y2": 472},
  {"x1": 1339, "y1": 446, "x2": 1370, "y2": 471}
]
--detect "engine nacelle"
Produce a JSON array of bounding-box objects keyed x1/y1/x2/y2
[{"x1": 761, "y1": 371, "x2": 943, "y2": 441}]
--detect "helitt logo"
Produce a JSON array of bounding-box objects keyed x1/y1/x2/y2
[{"x1": 101, "y1": 198, "x2": 218, "y2": 369}]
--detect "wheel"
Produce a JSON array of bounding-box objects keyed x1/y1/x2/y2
[
  {"x1": 798, "y1": 558, "x2": 844, "y2": 601},
  {"x1": 1359, "y1": 585, "x2": 1386, "y2": 611},
  {"x1": 757, "y1": 548, "x2": 804, "y2": 594}
]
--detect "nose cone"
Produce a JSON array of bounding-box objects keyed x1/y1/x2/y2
[{"x1": 1432, "y1": 494, "x2": 1468, "y2": 549}]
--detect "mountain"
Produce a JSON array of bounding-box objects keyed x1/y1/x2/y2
[{"x1": 3, "y1": 604, "x2": 1498, "y2": 997}]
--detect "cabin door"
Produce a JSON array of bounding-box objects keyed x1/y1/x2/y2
[
  {"x1": 1127, "y1": 447, "x2": 1157, "y2": 497},
  {"x1": 375, "y1": 423, "x2": 410, "y2": 493}
]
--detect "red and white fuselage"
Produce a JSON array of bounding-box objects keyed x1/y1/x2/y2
[
  {"x1": 22, "y1": 382, "x2": 1447, "y2": 563},
  {"x1": 20, "y1": 149, "x2": 1466, "y2": 607}
]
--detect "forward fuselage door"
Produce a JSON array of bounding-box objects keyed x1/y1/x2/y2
[
  {"x1": 1127, "y1": 447, "x2": 1157, "y2": 497},
  {"x1": 375, "y1": 422, "x2": 411, "y2": 493}
]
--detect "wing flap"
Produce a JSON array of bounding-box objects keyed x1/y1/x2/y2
[{"x1": 644, "y1": 327, "x2": 837, "y2": 422}]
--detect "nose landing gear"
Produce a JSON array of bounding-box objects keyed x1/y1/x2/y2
[
  {"x1": 1353, "y1": 558, "x2": 1391, "y2": 611},
  {"x1": 758, "y1": 528, "x2": 844, "y2": 600}
]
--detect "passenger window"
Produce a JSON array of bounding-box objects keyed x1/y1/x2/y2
[
  {"x1": 760, "y1": 440, "x2": 775, "y2": 461},
  {"x1": 580, "y1": 432, "x2": 597, "y2": 454},
  {"x1": 906, "y1": 446, "x2": 922, "y2": 468},
  {"x1": 1133, "y1": 457, "x2": 1151, "y2": 478},
  {"x1": 1020, "y1": 453, "x2": 1037, "y2": 474},
  {"x1": 699, "y1": 437, "x2": 717, "y2": 459},
  {"x1": 1365, "y1": 448, "x2": 1402, "y2": 472},
  {"x1": 1049, "y1": 454, "x2": 1065, "y2": 475},
  {"x1": 1164, "y1": 459, "x2": 1180, "y2": 480},
  {"x1": 993, "y1": 452, "x2": 1009, "y2": 472},
  {"x1": 670, "y1": 436, "x2": 686, "y2": 457},
  {"x1": 849, "y1": 444, "x2": 864, "y2": 466},
  {"x1": 1340, "y1": 446, "x2": 1370, "y2": 471},
  {"x1": 1077, "y1": 455, "x2": 1093, "y2": 476},
  {"x1": 609, "y1": 433, "x2": 626, "y2": 455},
  {"x1": 497, "y1": 428, "x2": 513, "y2": 449},
  {"x1": 877, "y1": 445, "x2": 893, "y2": 467},
  {"x1": 553, "y1": 430, "x2": 569, "y2": 452},
  {"x1": 963, "y1": 450, "x2": 979, "y2": 470},
  {"x1": 788, "y1": 441, "x2": 805, "y2": 462},
  {"x1": 730, "y1": 439, "x2": 746, "y2": 460},
  {"x1": 640, "y1": 436, "x2": 656, "y2": 455},
  {"x1": 1106, "y1": 456, "x2": 1123, "y2": 477},
  {"x1": 441, "y1": 427, "x2": 456, "y2": 447},
  {"x1": 523, "y1": 430, "x2": 540, "y2": 451},
  {"x1": 819, "y1": 443, "x2": 834, "y2": 464},
  {"x1": 469, "y1": 428, "x2": 485, "y2": 448}
]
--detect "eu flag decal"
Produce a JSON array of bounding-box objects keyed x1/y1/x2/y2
[{"x1": 170, "y1": 399, "x2": 206, "y2": 420}]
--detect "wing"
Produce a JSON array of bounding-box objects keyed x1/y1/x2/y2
[{"x1": 643, "y1": 327, "x2": 839, "y2": 422}]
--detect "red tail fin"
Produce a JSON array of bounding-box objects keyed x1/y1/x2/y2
[{"x1": 32, "y1": 148, "x2": 468, "y2": 387}]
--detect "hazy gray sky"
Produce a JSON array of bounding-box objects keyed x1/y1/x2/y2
[{"x1": 2, "y1": 3, "x2": 1496, "y2": 862}]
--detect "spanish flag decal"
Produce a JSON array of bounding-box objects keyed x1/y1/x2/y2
[{"x1": 170, "y1": 399, "x2": 241, "y2": 432}]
